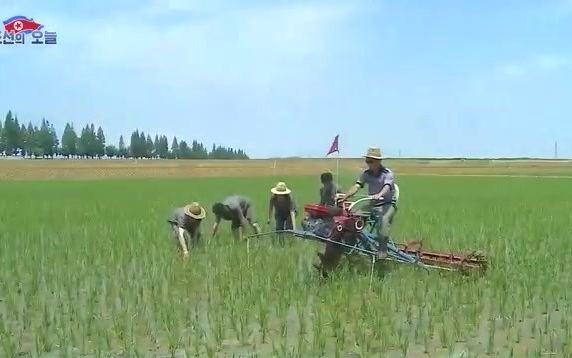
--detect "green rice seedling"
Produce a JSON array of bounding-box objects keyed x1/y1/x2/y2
[
  {"x1": 209, "y1": 305, "x2": 226, "y2": 347},
  {"x1": 334, "y1": 327, "x2": 346, "y2": 358},
  {"x1": 514, "y1": 324, "x2": 522, "y2": 344},
  {"x1": 537, "y1": 326, "x2": 544, "y2": 354},
  {"x1": 423, "y1": 329, "x2": 431, "y2": 355},
  {"x1": 312, "y1": 314, "x2": 327, "y2": 356},
  {"x1": 564, "y1": 317, "x2": 571, "y2": 342},
  {"x1": 296, "y1": 332, "x2": 307, "y2": 358},
  {"x1": 398, "y1": 324, "x2": 410, "y2": 358},
  {"x1": 238, "y1": 305, "x2": 251, "y2": 345},
  {"x1": 257, "y1": 295, "x2": 270, "y2": 343},
  {"x1": 486, "y1": 318, "x2": 496, "y2": 355},
  {"x1": 329, "y1": 309, "x2": 342, "y2": 339},
  {"x1": 543, "y1": 312, "x2": 551, "y2": 335},
  {"x1": 439, "y1": 319, "x2": 449, "y2": 348},
  {"x1": 1, "y1": 332, "x2": 15, "y2": 358},
  {"x1": 165, "y1": 322, "x2": 182, "y2": 358}
]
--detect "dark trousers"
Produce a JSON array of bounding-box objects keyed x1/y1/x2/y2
[{"x1": 275, "y1": 213, "x2": 293, "y2": 231}]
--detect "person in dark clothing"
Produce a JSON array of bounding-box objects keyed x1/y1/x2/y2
[
  {"x1": 267, "y1": 181, "x2": 297, "y2": 231},
  {"x1": 319, "y1": 171, "x2": 341, "y2": 206},
  {"x1": 211, "y1": 195, "x2": 261, "y2": 241}
]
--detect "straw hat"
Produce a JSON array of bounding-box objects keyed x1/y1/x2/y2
[
  {"x1": 184, "y1": 202, "x2": 206, "y2": 219},
  {"x1": 364, "y1": 146, "x2": 382, "y2": 160},
  {"x1": 271, "y1": 182, "x2": 291, "y2": 195}
]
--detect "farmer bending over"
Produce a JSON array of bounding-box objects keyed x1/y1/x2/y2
[
  {"x1": 167, "y1": 202, "x2": 206, "y2": 257},
  {"x1": 319, "y1": 171, "x2": 342, "y2": 206},
  {"x1": 341, "y1": 146, "x2": 398, "y2": 259},
  {"x1": 268, "y1": 182, "x2": 297, "y2": 231},
  {"x1": 211, "y1": 195, "x2": 261, "y2": 241}
]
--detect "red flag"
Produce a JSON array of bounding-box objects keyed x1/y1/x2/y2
[{"x1": 326, "y1": 135, "x2": 339, "y2": 155}]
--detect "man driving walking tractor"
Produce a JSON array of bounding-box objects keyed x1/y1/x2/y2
[{"x1": 341, "y1": 146, "x2": 398, "y2": 259}]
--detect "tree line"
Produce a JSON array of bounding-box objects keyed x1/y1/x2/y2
[{"x1": 0, "y1": 110, "x2": 249, "y2": 159}]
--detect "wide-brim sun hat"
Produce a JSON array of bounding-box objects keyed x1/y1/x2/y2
[
  {"x1": 184, "y1": 202, "x2": 206, "y2": 219},
  {"x1": 364, "y1": 146, "x2": 383, "y2": 160},
  {"x1": 271, "y1": 181, "x2": 291, "y2": 195}
]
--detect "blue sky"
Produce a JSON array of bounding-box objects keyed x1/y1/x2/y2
[{"x1": 0, "y1": 0, "x2": 571, "y2": 158}]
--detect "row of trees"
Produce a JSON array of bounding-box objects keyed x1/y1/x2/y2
[{"x1": 0, "y1": 111, "x2": 249, "y2": 159}]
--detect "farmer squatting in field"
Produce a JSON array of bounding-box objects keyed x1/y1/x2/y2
[
  {"x1": 211, "y1": 195, "x2": 261, "y2": 241},
  {"x1": 267, "y1": 181, "x2": 297, "y2": 231},
  {"x1": 341, "y1": 146, "x2": 398, "y2": 259},
  {"x1": 167, "y1": 202, "x2": 207, "y2": 257}
]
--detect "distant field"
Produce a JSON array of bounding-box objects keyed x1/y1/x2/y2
[
  {"x1": 2, "y1": 160, "x2": 572, "y2": 357},
  {"x1": 1, "y1": 158, "x2": 572, "y2": 180}
]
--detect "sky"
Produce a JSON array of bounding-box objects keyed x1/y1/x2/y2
[{"x1": 0, "y1": 0, "x2": 571, "y2": 158}]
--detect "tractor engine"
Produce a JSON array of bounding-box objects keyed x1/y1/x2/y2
[
  {"x1": 301, "y1": 204, "x2": 365, "y2": 240},
  {"x1": 301, "y1": 216, "x2": 333, "y2": 238}
]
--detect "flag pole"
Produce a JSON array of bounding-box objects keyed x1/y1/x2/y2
[
  {"x1": 336, "y1": 146, "x2": 340, "y2": 187},
  {"x1": 326, "y1": 134, "x2": 340, "y2": 185}
]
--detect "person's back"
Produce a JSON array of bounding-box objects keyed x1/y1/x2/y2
[
  {"x1": 223, "y1": 195, "x2": 250, "y2": 212},
  {"x1": 319, "y1": 172, "x2": 340, "y2": 206}
]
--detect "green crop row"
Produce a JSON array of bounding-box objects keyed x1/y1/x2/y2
[{"x1": 1, "y1": 175, "x2": 571, "y2": 357}]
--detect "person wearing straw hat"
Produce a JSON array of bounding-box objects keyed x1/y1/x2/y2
[
  {"x1": 341, "y1": 146, "x2": 399, "y2": 259},
  {"x1": 167, "y1": 202, "x2": 206, "y2": 257},
  {"x1": 211, "y1": 195, "x2": 261, "y2": 241},
  {"x1": 268, "y1": 181, "x2": 297, "y2": 232}
]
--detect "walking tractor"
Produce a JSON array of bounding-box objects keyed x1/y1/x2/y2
[{"x1": 251, "y1": 196, "x2": 488, "y2": 277}]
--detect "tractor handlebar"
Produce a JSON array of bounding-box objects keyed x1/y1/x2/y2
[{"x1": 345, "y1": 196, "x2": 376, "y2": 212}]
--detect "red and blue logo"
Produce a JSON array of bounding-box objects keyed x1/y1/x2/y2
[{"x1": 3, "y1": 16, "x2": 44, "y2": 34}]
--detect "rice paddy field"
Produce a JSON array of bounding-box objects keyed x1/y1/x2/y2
[{"x1": 1, "y1": 159, "x2": 572, "y2": 357}]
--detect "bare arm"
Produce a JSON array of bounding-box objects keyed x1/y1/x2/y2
[
  {"x1": 268, "y1": 196, "x2": 274, "y2": 222},
  {"x1": 237, "y1": 208, "x2": 250, "y2": 229},
  {"x1": 290, "y1": 210, "x2": 296, "y2": 230},
  {"x1": 177, "y1": 227, "x2": 189, "y2": 255},
  {"x1": 344, "y1": 183, "x2": 361, "y2": 199},
  {"x1": 211, "y1": 217, "x2": 221, "y2": 238}
]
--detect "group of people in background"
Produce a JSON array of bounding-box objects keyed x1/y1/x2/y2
[{"x1": 167, "y1": 146, "x2": 398, "y2": 259}]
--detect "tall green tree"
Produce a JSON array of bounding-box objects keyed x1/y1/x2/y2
[
  {"x1": 154, "y1": 135, "x2": 160, "y2": 157},
  {"x1": 105, "y1": 145, "x2": 118, "y2": 157},
  {"x1": 171, "y1": 137, "x2": 179, "y2": 159},
  {"x1": 2, "y1": 111, "x2": 20, "y2": 154},
  {"x1": 156, "y1": 135, "x2": 169, "y2": 158},
  {"x1": 118, "y1": 135, "x2": 127, "y2": 157},
  {"x1": 36, "y1": 118, "x2": 58, "y2": 156},
  {"x1": 96, "y1": 126, "x2": 105, "y2": 157},
  {"x1": 61, "y1": 123, "x2": 78, "y2": 157},
  {"x1": 0, "y1": 111, "x2": 250, "y2": 159},
  {"x1": 13, "y1": 115, "x2": 22, "y2": 152},
  {"x1": 179, "y1": 140, "x2": 191, "y2": 159},
  {"x1": 20, "y1": 123, "x2": 28, "y2": 155},
  {"x1": 25, "y1": 123, "x2": 38, "y2": 156},
  {"x1": 130, "y1": 130, "x2": 143, "y2": 158},
  {"x1": 78, "y1": 124, "x2": 97, "y2": 157},
  {"x1": 146, "y1": 134, "x2": 153, "y2": 158}
]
